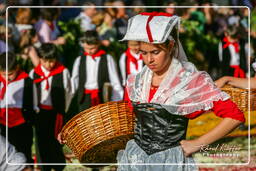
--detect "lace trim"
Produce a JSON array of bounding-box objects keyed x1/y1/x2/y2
[{"x1": 126, "y1": 58, "x2": 230, "y2": 115}]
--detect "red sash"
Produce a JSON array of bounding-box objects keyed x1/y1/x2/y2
[
  {"x1": 230, "y1": 65, "x2": 246, "y2": 78},
  {"x1": 84, "y1": 89, "x2": 100, "y2": 107},
  {"x1": 0, "y1": 108, "x2": 25, "y2": 128}
]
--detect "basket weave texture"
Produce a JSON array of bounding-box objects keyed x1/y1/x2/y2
[
  {"x1": 61, "y1": 101, "x2": 135, "y2": 164},
  {"x1": 221, "y1": 84, "x2": 256, "y2": 111}
]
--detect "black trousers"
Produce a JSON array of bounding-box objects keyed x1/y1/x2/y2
[
  {"x1": 0, "y1": 122, "x2": 33, "y2": 163},
  {"x1": 78, "y1": 94, "x2": 92, "y2": 112},
  {"x1": 35, "y1": 109, "x2": 65, "y2": 171},
  {"x1": 78, "y1": 93, "x2": 105, "y2": 112}
]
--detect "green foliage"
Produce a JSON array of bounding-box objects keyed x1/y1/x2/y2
[
  {"x1": 180, "y1": 19, "x2": 219, "y2": 71},
  {"x1": 102, "y1": 41, "x2": 127, "y2": 63},
  {"x1": 57, "y1": 19, "x2": 127, "y2": 70},
  {"x1": 251, "y1": 8, "x2": 256, "y2": 33},
  {"x1": 16, "y1": 55, "x2": 34, "y2": 73},
  {"x1": 58, "y1": 19, "x2": 83, "y2": 71}
]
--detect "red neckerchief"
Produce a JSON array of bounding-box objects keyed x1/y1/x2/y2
[
  {"x1": 139, "y1": 12, "x2": 173, "y2": 42},
  {"x1": 125, "y1": 48, "x2": 142, "y2": 75},
  {"x1": 222, "y1": 37, "x2": 240, "y2": 53},
  {"x1": 33, "y1": 62, "x2": 65, "y2": 90},
  {"x1": 83, "y1": 49, "x2": 106, "y2": 60},
  {"x1": 0, "y1": 71, "x2": 28, "y2": 100},
  {"x1": 49, "y1": 21, "x2": 55, "y2": 31}
]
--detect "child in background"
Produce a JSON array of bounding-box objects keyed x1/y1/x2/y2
[
  {"x1": 0, "y1": 52, "x2": 35, "y2": 165},
  {"x1": 29, "y1": 43, "x2": 72, "y2": 171},
  {"x1": 71, "y1": 30, "x2": 123, "y2": 112},
  {"x1": 215, "y1": 58, "x2": 256, "y2": 88},
  {"x1": 18, "y1": 28, "x2": 41, "y2": 72},
  {"x1": 35, "y1": 8, "x2": 65, "y2": 45},
  {"x1": 119, "y1": 40, "x2": 143, "y2": 86},
  {"x1": 218, "y1": 26, "x2": 247, "y2": 78}
]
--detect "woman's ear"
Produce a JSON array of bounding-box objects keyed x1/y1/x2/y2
[
  {"x1": 168, "y1": 41, "x2": 175, "y2": 53},
  {"x1": 169, "y1": 41, "x2": 174, "y2": 49}
]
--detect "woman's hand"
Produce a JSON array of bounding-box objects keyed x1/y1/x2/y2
[
  {"x1": 214, "y1": 76, "x2": 229, "y2": 88},
  {"x1": 180, "y1": 139, "x2": 204, "y2": 157},
  {"x1": 57, "y1": 132, "x2": 66, "y2": 144}
]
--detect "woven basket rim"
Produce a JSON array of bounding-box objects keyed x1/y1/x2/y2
[
  {"x1": 61, "y1": 100, "x2": 127, "y2": 136},
  {"x1": 60, "y1": 100, "x2": 134, "y2": 163},
  {"x1": 221, "y1": 84, "x2": 256, "y2": 92}
]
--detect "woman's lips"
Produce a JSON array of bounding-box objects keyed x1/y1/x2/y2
[{"x1": 148, "y1": 65, "x2": 156, "y2": 69}]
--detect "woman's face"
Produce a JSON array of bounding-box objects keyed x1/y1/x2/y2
[{"x1": 139, "y1": 42, "x2": 172, "y2": 75}]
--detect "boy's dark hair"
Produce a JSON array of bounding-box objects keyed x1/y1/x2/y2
[
  {"x1": 79, "y1": 30, "x2": 100, "y2": 45},
  {"x1": 37, "y1": 43, "x2": 58, "y2": 60},
  {"x1": 225, "y1": 25, "x2": 240, "y2": 39},
  {"x1": 0, "y1": 52, "x2": 18, "y2": 71}
]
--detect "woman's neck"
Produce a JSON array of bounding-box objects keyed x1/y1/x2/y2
[
  {"x1": 154, "y1": 57, "x2": 172, "y2": 76},
  {"x1": 152, "y1": 58, "x2": 172, "y2": 86}
]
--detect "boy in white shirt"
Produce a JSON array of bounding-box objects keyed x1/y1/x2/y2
[
  {"x1": 30, "y1": 43, "x2": 72, "y2": 171},
  {"x1": 71, "y1": 30, "x2": 123, "y2": 112},
  {"x1": 119, "y1": 40, "x2": 144, "y2": 86}
]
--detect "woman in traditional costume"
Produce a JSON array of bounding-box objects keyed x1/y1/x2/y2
[{"x1": 117, "y1": 12, "x2": 245, "y2": 171}]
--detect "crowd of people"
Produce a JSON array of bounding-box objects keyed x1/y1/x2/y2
[{"x1": 0, "y1": 0, "x2": 255, "y2": 171}]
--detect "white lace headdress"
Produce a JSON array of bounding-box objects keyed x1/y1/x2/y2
[{"x1": 122, "y1": 12, "x2": 230, "y2": 115}]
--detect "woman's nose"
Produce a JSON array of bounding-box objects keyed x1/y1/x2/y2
[{"x1": 148, "y1": 54, "x2": 154, "y2": 63}]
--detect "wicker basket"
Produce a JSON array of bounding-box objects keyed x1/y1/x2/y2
[
  {"x1": 221, "y1": 85, "x2": 256, "y2": 111},
  {"x1": 61, "y1": 101, "x2": 135, "y2": 165}
]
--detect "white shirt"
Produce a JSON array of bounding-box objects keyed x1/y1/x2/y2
[
  {"x1": 75, "y1": 12, "x2": 96, "y2": 32},
  {"x1": 0, "y1": 78, "x2": 37, "y2": 110},
  {"x1": 29, "y1": 65, "x2": 73, "y2": 112},
  {"x1": 218, "y1": 42, "x2": 240, "y2": 66},
  {"x1": 119, "y1": 50, "x2": 144, "y2": 86},
  {"x1": 35, "y1": 19, "x2": 60, "y2": 43},
  {"x1": 72, "y1": 54, "x2": 124, "y2": 101}
]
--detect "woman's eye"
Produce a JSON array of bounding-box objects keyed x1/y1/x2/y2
[{"x1": 152, "y1": 50, "x2": 160, "y2": 55}]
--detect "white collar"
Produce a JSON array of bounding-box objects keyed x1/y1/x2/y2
[{"x1": 40, "y1": 65, "x2": 50, "y2": 76}]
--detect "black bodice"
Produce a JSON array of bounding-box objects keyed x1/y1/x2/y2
[{"x1": 133, "y1": 103, "x2": 189, "y2": 155}]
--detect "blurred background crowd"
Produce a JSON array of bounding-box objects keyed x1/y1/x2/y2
[{"x1": 0, "y1": 0, "x2": 255, "y2": 79}]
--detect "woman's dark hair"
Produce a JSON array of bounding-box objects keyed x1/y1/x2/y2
[
  {"x1": 37, "y1": 43, "x2": 58, "y2": 60},
  {"x1": 0, "y1": 52, "x2": 18, "y2": 71},
  {"x1": 154, "y1": 26, "x2": 179, "y2": 59},
  {"x1": 79, "y1": 30, "x2": 100, "y2": 45}
]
